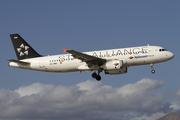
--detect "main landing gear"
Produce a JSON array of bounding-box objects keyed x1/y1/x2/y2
[
  {"x1": 92, "y1": 71, "x2": 101, "y2": 81},
  {"x1": 150, "y1": 63, "x2": 155, "y2": 74}
]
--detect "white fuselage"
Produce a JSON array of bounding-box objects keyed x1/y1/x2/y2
[{"x1": 9, "y1": 45, "x2": 174, "y2": 73}]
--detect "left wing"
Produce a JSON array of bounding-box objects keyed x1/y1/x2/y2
[{"x1": 62, "y1": 48, "x2": 106, "y2": 65}]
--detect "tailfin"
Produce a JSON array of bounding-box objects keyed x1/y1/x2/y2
[{"x1": 10, "y1": 34, "x2": 42, "y2": 60}]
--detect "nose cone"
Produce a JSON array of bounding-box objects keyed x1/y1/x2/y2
[{"x1": 168, "y1": 52, "x2": 174, "y2": 60}]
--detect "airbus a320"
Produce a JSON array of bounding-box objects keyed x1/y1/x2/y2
[{"x1": 8, "y1": 34, "x2": 174, "y2": 81}]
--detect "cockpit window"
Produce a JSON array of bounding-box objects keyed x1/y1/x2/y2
[{"x1": 159, "y1": 49, "x2": 167, "y2": 52}]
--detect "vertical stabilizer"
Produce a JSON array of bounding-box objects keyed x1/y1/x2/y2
[{"x1": 10, "y1": 34, "x2": 42, "y2": 60}]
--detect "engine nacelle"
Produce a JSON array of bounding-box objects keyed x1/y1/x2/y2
[
  {"x1": 103, "y1": 59, "x2": 123, "y2": 70},
  {"x1": 104, "y1": 66, "x2": 127, "y2": 75}
]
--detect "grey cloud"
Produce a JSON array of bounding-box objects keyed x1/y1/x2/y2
[
  {"x1": 14, "y1": 83, "x2": 55, "y2": 97},
  {"x1": 0, "y1": 78, "x2": 174, "y2": 120}
]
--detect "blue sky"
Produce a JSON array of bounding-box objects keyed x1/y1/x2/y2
[{"x1": 0, "y1": 0, "x2": 179, "y2": 120}]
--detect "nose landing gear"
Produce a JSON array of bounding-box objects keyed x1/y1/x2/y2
[{"x1": 150, "y1": 64, "x2": 155, "y2": 74}]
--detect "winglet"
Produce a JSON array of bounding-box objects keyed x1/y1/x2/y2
[{"x1": 62, "y1": 48, "x2": 68, "y2": 53}]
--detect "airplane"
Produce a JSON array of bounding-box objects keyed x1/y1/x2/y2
[{"x1": 8, "y1": 34, "x2": 174, "y2": 81}]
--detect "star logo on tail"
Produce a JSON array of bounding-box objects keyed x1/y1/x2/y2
[{"x1": 17, "y1": 43, "x2": 29, "y2": 56}]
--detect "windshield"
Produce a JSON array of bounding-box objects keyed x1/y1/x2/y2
[{"x1": 159, "y1": 49, "x2": 167, "y2": 52}]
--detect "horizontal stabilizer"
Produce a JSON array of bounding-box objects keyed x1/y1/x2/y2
[{"x1": 8, "y1": 59, "x2": 30, "y2": 65}]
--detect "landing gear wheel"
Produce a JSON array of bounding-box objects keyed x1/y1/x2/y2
[
  {"x1": 150, "y1": 64, "x2": 155, "y2": 74},
  {"x1": 151, "y1": 70, "x2": 155, "y2": 74},
  {"x1": 92, "y1": 70, "x2": 102, "y2": 81},
  {"x1": 96, "y1": 75, "x2": 101, "y2": 81},
  {"x1": 92, "y1": 72, "x2": 97, "y2": 78}
]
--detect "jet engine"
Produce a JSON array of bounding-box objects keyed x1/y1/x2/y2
[
  {"x1": 103, "y1": 59, "x2": 123, "y2": 70},
  {"x1": 102, "y1": 59, "x2": 127, "y2": 75}
]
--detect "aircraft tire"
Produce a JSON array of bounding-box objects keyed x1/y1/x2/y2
[
  {"x1": 151, "y1": 70, "x2": 155, "y2": 74},
  {"x1": 92, "y1": 72, "x2": 97, "y2": 78},
  {"x1": 96, "y1": 75, "x2": 101, "y2": 81}
]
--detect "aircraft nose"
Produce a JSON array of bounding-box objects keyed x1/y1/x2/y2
[{"x1": 168, "y1": 52, "x2": 174, "y2": 60}]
